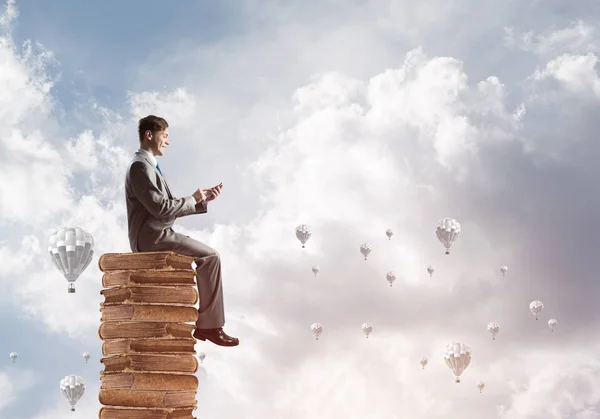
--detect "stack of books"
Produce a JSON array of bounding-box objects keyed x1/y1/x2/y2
[{"x1": 97, "y1": 251, "x2": 200, "y2": 419}]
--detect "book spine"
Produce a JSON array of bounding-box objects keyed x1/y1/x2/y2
[{"x1": 98, "y1": 252, "x2": 199, "y2": 414}]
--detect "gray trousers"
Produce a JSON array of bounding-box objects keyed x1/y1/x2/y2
[{"x1": 137, "y1": 230, "x2": 225, "y2": 329}]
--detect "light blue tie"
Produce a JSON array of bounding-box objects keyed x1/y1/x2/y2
[{"x1": 156, "y1": 163, "x2": 163, "y2": 176}]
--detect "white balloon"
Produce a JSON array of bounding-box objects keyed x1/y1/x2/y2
[
  {"x1": 361, "y1": 322, "x2": 373, "y2": 338},
  {"x1": 487, "y1": 322, "x2": 500, "y2": 340},
  {"x1": 311, "y1": 322, "x2": 323, "y2": 340},
  {"x1": 295, "y1": 225, "x2": 312, "y2": 248},
  {"x1": 529, "y1": 300, "x2": 544, "y2": 320},
  {"x1": 435, "y1": 218, "x2": 461, "y2": 255},
  {"x1": 386, "y1": 271, "x2": 396, "y2": 287},
  {"x1": 197, "y1": 352, "x2": 206, "y2": 363},
  {"x1": 60, "y1": 375, "x2": 85, "y2": 411},
  {"x1": 386, "y1": 229, "x2": 393, "y2": 240},
  {"x1": 500, "y1": 265, "x2": 508, "y2": 276},
  {"x1": 477, "y1": 381, "x2": 485, "y2": 393},
  {"x1": 9, "y1": 352, "x2": 17, "y2": 363},
  {"x1": 548, "y1": 319, "x2": 557, "y2": 332},
  {"x1": 360, "y1": 243, "x2": 372, "y2": 260},
  {"x1": 427, "y1": 265, "x2": 435, "y2": 277},
  {"x1": 311, "y1": 265, "x2": 320, "y2": 276},
  {"x1": 420, "y1": 357, "x2": 428, "y2": 369},
  {"x1": 444, "y1": 342, "x2": 471, "y2": 383},
  {"x1": 82, "y1": 352, "x2": 90, "y2": 363},
  {"x1": 48, "y1": 227, "x2": 95, "y2": 293}
]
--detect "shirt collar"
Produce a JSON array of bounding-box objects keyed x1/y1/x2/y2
[{"x1": 137, "y1": 148, "x2": 157, "y2": 167}]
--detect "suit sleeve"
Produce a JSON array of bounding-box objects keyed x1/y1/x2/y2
[
  {"x1": 129, "y1": 161, "x2": 199, "y2": 219},
  {"x1": 195, "y1": 201, "x2": 208, "y2": 214}
]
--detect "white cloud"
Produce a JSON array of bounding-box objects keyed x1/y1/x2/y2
[
  {"x1": 505, "y1": 20, "x2": 597, "y2": 58},
  {"x1": 0, "y1": 369, "x2": 38, "y2": 412},
  {"x1": 0, "y1": 0, "x2": 16, "y2": 29},
  {"x1": 1, "y1": 0, "x2": 600, "y2": 418},
  {"x1": 532, "y1": 53, "x2": 600, "y2": 96}
]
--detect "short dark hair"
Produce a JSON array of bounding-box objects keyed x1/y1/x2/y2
[{"x1": 138, "y1": 115, "x2": 168, "y2": 144}]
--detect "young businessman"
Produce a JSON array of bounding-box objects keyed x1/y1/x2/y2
[{"x1": 124, "y1": 115, "x2": 239, "y2": 347}]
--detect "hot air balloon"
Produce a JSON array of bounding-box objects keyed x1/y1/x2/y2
[
  {"x1": 9, "y1": 352, "x2": 17, "y2": 363},
  {"x1": 60, "y1": 375, "x2": 85, "y2": 411},
  {"x1": 420, "y1": 357, "x2": 428, "y2": 369},
  {"x1": 386, "y1": 271, "x2": 396, "y2": 287},
  {"x1": 436, "y1": 218, "x2": 461, "y2": 254},
  {"x1": 529, "y1": 300, "x2": 544, "y2": 320},
  {"x1": 500, "y1": 265, "x2": 508, "y2": 276},
  {"x1": 487, "y1": 322, "x2": 499, "y2": 340},
  {"x1": 444, "y1": 342, "x2": 471, "y2": 383},
  {"x1": 477, "y1": 381, "x2": 485, "y2": 393},
  {"x1": 360, "y1": 243, "x2": 372, "y2": 260},
  {"x1": 49, "y1": 227, "x2": 95, "y2": 293},
  {"x1": 197, "y1": 352, "x2": 206, "y2": 363},
  {"x1": 548, "y1": 319, "x2": 557, "y2": 332},
  {"x1": 427, "y1": 265, "x2": 435, "y2": 277},
  {"x1": 311, "y1": 266, "x2": 320, "y2": 276},
  {"x1": 311, "y1": 322, "x2": 323, "y2": 340},
  {"x1": 386, "y1": 229, "x2": 393, "y2": 240},
  {"x1": 362, "y1": 322, "x2": 373, "y2": 338},
  {"x1": 295, "y1": 225, "x2": 311, "y2": 248},
  {"x1": 82, "y1": 352, "x2": 90, "y2": 364}
]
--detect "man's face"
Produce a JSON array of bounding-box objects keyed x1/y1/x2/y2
[{"x1": 149, "y1": 128, "x2": 169, "y2": 156}]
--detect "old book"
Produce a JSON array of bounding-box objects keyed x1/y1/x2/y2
[
  {"x1": 100, "y1": 304, "x2": 198, "y2": 322},
  {"x1": 102, "y1": 270, "x2": 196, "y2": 288},
  {"x1": 99, "y1": 389, "x2": 196, "y2": 408},
  {"x1": 102, "y1": 338, "x2": 196, "y2": 356},
  {"x1": 101, "y1": 286, "x2": 198, "y2": 306},
  {"x1": 98, "y1": 252, "x2": 195, "y2": 272},
  {"x1": 99, "y1": 406, "x2": 196, "y2": 419},
  {"x1": 100, "y1": 354, "x2": 198, "y2": 374},
  {"x1": 101, "y1": 372, "x2": 198, "y2": 391},
  {"x1": 98, "y1": 322, "x2": 194, "y2": 340}
]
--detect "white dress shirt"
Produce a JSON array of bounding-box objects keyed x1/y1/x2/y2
[{"x1": 138, "y1": 148, "x2": 158, "y2": 168}]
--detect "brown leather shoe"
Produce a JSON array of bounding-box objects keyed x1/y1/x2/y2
[{"x1": 193, "y1": 328, "x2": 239, "y2": 347}]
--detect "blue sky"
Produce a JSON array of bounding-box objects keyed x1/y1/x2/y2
[
  {"x1": 2, "y1": 0, "x2": 600, "y2": 418},
  {"x1": 8, "y1": 1, "x2": 247, "y2": 128}
]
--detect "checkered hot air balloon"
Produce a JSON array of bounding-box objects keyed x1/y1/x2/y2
[
  {"x1": 529, "y1": 300, "x2": 544, "y2": 320},
  {"x1": 295, "y1": 225, "x2": 311, "y2": 248},
  {"x1": 361, "y1": 322, "x2": 373, "y2": 338},
  {"x1": 444, "y1": 342, "x2": 471, "y2": 383},
  {"x1": 487, "y1": 322, "x2": 500, "y2": 340},
  {"x1": 49, "y1": 227, "x2": 95, "y2": 293},
  {"x1": 360, "y1": 243, "x2": 372, "y2": 260},
  {"x1": 311, "y1": 322, "x2": 323, "y2": 340},
  {"x1": 436, "y1": 218, "x2": 461, "y2": 255}
]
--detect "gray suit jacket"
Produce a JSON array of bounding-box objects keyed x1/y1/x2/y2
[{"x1": 125, "y1": 151, "x2": 207, "y2": 252}]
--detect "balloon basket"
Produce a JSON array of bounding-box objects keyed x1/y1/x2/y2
[
  {"x1": 68, "y1": 284, "x2": 75, "y2": 293},
  {"x1": 455, "y1": 378, "x2": 460, "y2": 383},
  {"x1": 445, "y1": 250, "x2": 450, "y2": 255},
  {"x1": 71, "y1": 406, "x2": 75, "y2": 411}
]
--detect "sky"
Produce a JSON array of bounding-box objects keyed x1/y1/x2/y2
[{"x1": 1, "y1": 0, "x2": 600, "y2": 417}]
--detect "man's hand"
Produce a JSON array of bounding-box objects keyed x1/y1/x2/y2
[
  {"x1": 205, "y1": 182, "x2": 223, "y2": 202},
  {"x1": 192, "y1": 188, "x2": 209, "y2": 203},
  {"x1": 192, "y1": 183, "x2": 223, "y2": 203}
]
